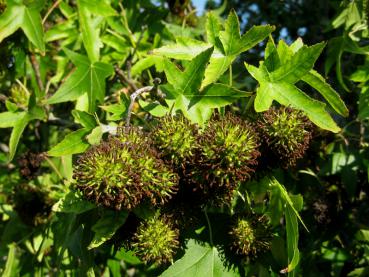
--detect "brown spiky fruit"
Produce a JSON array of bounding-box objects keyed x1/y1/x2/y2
[
  {"x1": 257, "y1": 107, "x2": 313, "y2": 168},
  {"x1": 131, "y1": 214, "x2": 180, "y2": 264},
  {"x1": 73, "y1": 136, "x2": 178, "y2": 211},
  {"x1": 229, "y1": 214, "x2": 273, "y2": 257},
  {"x1": 188, "y1": 113, "x2": 260, "y2": 205},
  {"x1": 18, "y1": 151, "x2": 46, "y2": 180}
]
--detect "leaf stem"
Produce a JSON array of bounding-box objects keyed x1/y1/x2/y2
[{"x1": 204, "y1": 209, "x2": 213, "y2": 246}]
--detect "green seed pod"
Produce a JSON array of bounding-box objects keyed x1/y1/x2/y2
[
  {"x1": 152, "y1": 115, "x2": 198, "y2": 168},
  {"x1": 131, "y1": 214, "x2": 180, "y2": 264},
  {"x1": 116, "y1": 126, "x2": 149, "y2": 145},
  {"x1": 257, "y1": 107, "x2": 313, "y2": 168},
  {"x1": 229, "y1": 214, "x2": 272, "y2": 257},
  {"x1": 189, "y1": 113, "x2": 260, "y2": 203},
  {"x1": 73, "y1": 137, "x2": 178, "y2": 210}
]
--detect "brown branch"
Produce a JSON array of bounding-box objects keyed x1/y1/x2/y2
[
  {"x1": 42, "y1": 0, "x2": 62, "y2": 25},
  {"x1": 114, "y1": 65, "x2": 138, "y2": 91},
  {"x1": 30, "y1": 53, "x2": 44, "y2": 92},
  {"x1": 125, "y1": 78, "x2": 161, "y2": 127}
]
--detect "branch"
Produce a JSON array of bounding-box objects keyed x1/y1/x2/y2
[
  {"x1": 114, "y1": 65, "x2": 138, "y2": 91},
  {"x1": 30, "y1": 53, "x2": 44, "y2": 91},
  {"x1": 125, "y1": 78, "x2": 161, "y2": 127},
  {"x1": 42, "y1": 0, "x2": 62, "y2": 24}
]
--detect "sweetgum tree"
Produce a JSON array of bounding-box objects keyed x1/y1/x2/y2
[{"x1": 0, "y1": 0, "x2": 368, "y2": 276}]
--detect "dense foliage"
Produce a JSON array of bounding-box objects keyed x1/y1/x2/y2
[{"x1": 0, "y1": 0, "x2": 368, "y2": 276}]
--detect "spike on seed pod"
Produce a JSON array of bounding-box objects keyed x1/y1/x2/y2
[
  {"x1": 151, "y1": 115, "x2": 198, "y2": 169},
  {"x1": 73, "y1": 137, "x2": 178, "y2": 210},
  {"x1": 257, "y1": 106, "x2": 313, "y2": 168},
  {"x1": 229, "y1": 214, "x2": 273, "y2": 257},
  {"x1": 131, "y1": 214, "x2": 180, "y2": 264},
  {"x1": 188, "y1": 113, "x2": 260, "y2": 205}
]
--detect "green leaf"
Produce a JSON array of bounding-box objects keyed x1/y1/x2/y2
[
  {"x1": 285, "y1": 205, "x2": 300, "y2": 274},
  {"x1": 201, "y1": 54, "x2": 235, "y2": 88},
  {"x1": 48, "y1": 128, "x2": 90, "y2": 157},
  {"x1": 138, "y1": 100, "x2": 169, "y2": 117},
  {"x1": 270, "y1": 43, "x2": 325, "y2": 83},
  {"x1": 301, "y1": 70, "x2": 349, "y2": 117},
  {"x1": 3, "y1": 243, "x2": 20, "y2": 277},
  {"x1": 52, "y1": 192, "x2": 96, "y2": 214},
  {"x1": 188, "y1": 84, "x2": 252, "y2": 108},
  {"x1": 206, "y1": 12, "x2": 222, "y2": 46},
  {"x1": 270, "y1": 178, "x2": 308, "y2": 231},
  {"x1": 21, "y1": 5, "x2": 45, "y2": 52},
  {"x1": 77, "y1": 0, "x2": 103, "y2": 63},
  {"x1": 72, "y1": 110, "x2": 96, "y2": 129},
  {"x1": 154, "y1": 37, "x2": 212, "y2": 61},
  {"x1": 359, "y1": 86, "x2": 369, "y2": 119},
  {"x1": 46, "y1": 50, "x2": 114, "y2": 112},
  {"x1": 160, "y1": 240, "x2": 238, "y2": 277},
  {"x1": 246, "y1": 39, "x2": 343, "y2": 133},
  {"x1": 78, "y1": 0, "x2": 116, "y2": 16},
  {"x1": 219, "y1": 10, "x2": 275, "y2": 56},
  {"x1": 0, "y1": 112, "x2": 24, "y2": 128},
  {"x1": 100, "y1": 103, "x2": 127, "y2": 121},
  {"x1": 131, "y1": 56, "x2": 165, "y2": 76},
  {"x1": 161, "y1": 84, "x2": 214, "y2": 125},
  {"x1": 86, "y1": 126, "x2": 103, "y2": 145},
  {"x1": 163, "y1": 47, "x2": 214, "y2": 95},
  {"x1": 88, "y1": 210, "x2": 128, "y2": 249},
  {"x1": 0, "y1": 1, "x2": 45, "y2": 52},
  {"x1": 8, "y1": 106, "x2": 45, "y2": 161},
  {"x1": 153, "y1": 11, "x2": 274, "y2": 87},
  {"x1": 0, "y1": 4, "x2": 25, "y2": 43},
  {"x1": 265, "y1": 82, "x2": 340, "y2": 133}
]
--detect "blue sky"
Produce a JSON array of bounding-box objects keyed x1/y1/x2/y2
[{"x1": 192, "y1": 0, "x2": 206, "y2": 14}]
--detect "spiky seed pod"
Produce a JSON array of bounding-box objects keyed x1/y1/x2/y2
[
  {"x1": 18, "y1": 151, "x2": 46, "y2": 180},
  {"x1": 73, "y1": 137, "x2": 178, "y2": 210},
  {"x1": 116, "y1": 126, "x2": 149, "y2": 145},
  {"x1": 189, "y1": 113, "x2": 260, "y2": 203},
  {"x1": 151, "y1": 115, "x2": 198, "y2": 168},
  {"x1": 257, "y1": 107, "x2": 313, "y2": 168},
  {"x1": 229, "y1": 214, "x2": 272, "y2": 257},
  {"x1": 131, "y1": 215, "x2": 180, "y2": 264}
]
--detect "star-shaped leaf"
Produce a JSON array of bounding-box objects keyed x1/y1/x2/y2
[
  {"x1": 246, "y1": 38, "x2": 348, "y2": 133},
  {"x1": 0, "y1": 0, "x2": 45, "y2": 52},
  {"x1": 153, "y1": 10, "x2": 274, "y2": 88},
  {"x1": 46, "y1": 49, "x2": 114, "y2": 112},
  {"x1": 161, "y1": 48, "x2": 251, "y2": 125}
]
